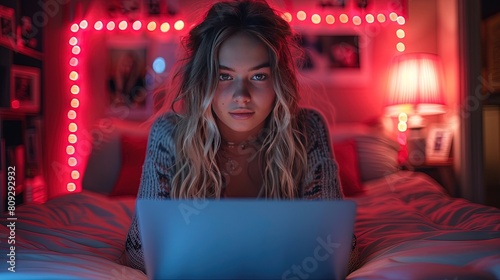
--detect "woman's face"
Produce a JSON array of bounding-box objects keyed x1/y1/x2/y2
[{"x1": 212, "y1": 32, "x2": 276, "y2": 142}]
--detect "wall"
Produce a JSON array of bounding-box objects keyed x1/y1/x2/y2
[{"x1": 42, "y1": 0, "x2": 459, "y2": 197}]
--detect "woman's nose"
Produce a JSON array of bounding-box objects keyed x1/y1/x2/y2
[{"x1": 233, "y1": 81, "x2": 251, "y2": 103}]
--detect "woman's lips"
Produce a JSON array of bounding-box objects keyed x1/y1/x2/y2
[{"x1": 229, "y1": 110, "x2": 254, "y2": 120}]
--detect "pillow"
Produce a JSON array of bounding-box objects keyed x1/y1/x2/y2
[
  {"x1": 332, "y1": 139, "x2": 364, "y2": 197},
  {"x1": 355, "y1": 135, "x2": 400, "y2": 181},
  {"x1": 332, "y1": 123, "x2": 401, "y2": 182},
  {"x1": 110, "y1": 133, "x2": 148, "y2": 197}
]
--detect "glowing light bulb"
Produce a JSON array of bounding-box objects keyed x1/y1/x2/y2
[
  {"x1": 339, "y1": 14, "x2": 348, "y2": 23},
  {"x1": 106, "y1": 21, "x2": 116, "y2": 31},
  {"x1": 311, "y1": 14, "x2": 321, "y2": 24},
  {"x1": 377, "y1": 14, "x2": 386, "y2": 23},
  {"x1": 118, "y1": 20, "x2": 128, "y2": 30},
  {"x1": 160, "y1": 22, "x2": 170, "y2": 32},
  {"x1": 68, "y1": 110, "x2": 77, "y2": 120},
  {"x1": 282, "y1": 12, "x2": 292, "y2": 22},
  {"x1": 398, "y1": 112, "x2": 408, "y2": 122},
  {"x1": 71, "y1": 170, "x2": 80, "y2": 180},
  {"x1": 71, "y1": 85, "x2": 80, "y2": 94},
  {"x1": 326, "y1": 15, "x2": 335, "y2": 24},
  {"x1": 66, "y1": 145, "x2": 75, "y2": 155},
  {"x1": 389, "y1": 12, "x2": 398, "y2": 21},
  {"x1": 69, "y1": 37, "x2": 78, "y2": 46},
  {"x1": 69, "y1": 71, "x2": 78, "y2": 81},
  {"x1": 174, "y1": 20, "x2": 184, "y2": 30},
  {"x1": 67, "y1": 183, "x2": 76, "y2": 192},
  {"x1": 72, "y1": 46, "x2": 81, "y2": 55},
  {"x1": 352, "y1": 16, "x2": 361, "y2": 25},
  {"x1": 69, "y1": 57, "x2": 78, "y2": 67},
  {"x1": 68, "y1": 123, "x2": 78, "y2": 132},
  {"x1": 397, "y1": 16, "x2": 406, "y2": 25},
  {"x1": 147, "y1": 21, "x2": 157, "y2": 31},
  {"x1": 398, "y1": 122, "x2": 407, "y2": 132},
  {"x1": 94, "y1": 21, "x2": 103, "y2": 30},
  {"x1": 297, "y1": 11, "x2": 306, "y2": 21},
  {"x1": 396, "y1": 42, "x2": 405, "y2": 52},
  {"x1": 365, "y1": 14, "x2": 374, "y2": 23},
  {"x1": 79, "y1": 20, "x2": 88, "y2": 29},
  {"x1": 70, "y1": 23, "x2": 79, "y2": 32},
  {"x1": 132, "y1": 21, "x2": 142, "y2": 30},
  {"x1": 68, "y1": 134, "x2": 77, "y2": 144},
  {"x1": 71, "y1": 98, "x2": 79, "y2": 108},
  {"x1": 396, "y1": 29, "x2": 405, "y2": 38}
]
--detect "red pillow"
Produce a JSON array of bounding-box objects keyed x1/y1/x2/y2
[
  {"x1": 110, "y1": 133, "x2": 148, "y2": 197},
  {"x1": 332, "y1": 139, "x2": 364, "y2": 197}
]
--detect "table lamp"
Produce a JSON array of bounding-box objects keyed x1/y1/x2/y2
[{"x1": 385, "y1": 53, "x2": 446, "y2": 165}]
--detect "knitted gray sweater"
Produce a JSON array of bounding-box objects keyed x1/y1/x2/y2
[{"x1": 125, "y1": 108, "x2": 344, "y2": 272}]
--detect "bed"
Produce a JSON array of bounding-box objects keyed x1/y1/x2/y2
[{"x1": 1, "y1": 121, "x2": 499, "y2": 279}]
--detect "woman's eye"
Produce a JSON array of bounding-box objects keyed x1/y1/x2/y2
[
  {"x1": 252, "y1": 74, "x2": 268, "y2": 81},
  {"x1": 219, "y1": 74, "x2": 232, "y2": 81}
]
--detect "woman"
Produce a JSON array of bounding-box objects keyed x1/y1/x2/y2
[{"x1": 125, "y1": 0, "x2": 355, "y2": 273}]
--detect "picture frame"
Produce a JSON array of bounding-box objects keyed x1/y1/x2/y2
[
  {"x1": 295, "y1": 30, "x2": 372, "y2": 87},
  {"x1": 0, "y1": 5, "x2": 16, "y2": 48},
  {"x1": 106, "y1": 38, "x2": 152, "y2": 120},
  {"x1": 10, "y1": 65, "x2": 40, "y2": 113},
  {"x1": 426, "y1": 123, "x2": 453, "y2": 162}
]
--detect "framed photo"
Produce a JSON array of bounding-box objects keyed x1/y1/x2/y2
[
  {"x1": 106, "y1": 38, "x2": 152, "y2": 120},
  {"x1": 295, "y1": 30, "x2": 371, "y2": 87},
  {"x1": 0, "y1": 5, "x2": 15, "y2": 48},
  {"x1": 426, "y1": 124, "x2": 453, "y2": 162},
  {"x1": 10, "y1": 65, "x2": 40, "y2": 113}
]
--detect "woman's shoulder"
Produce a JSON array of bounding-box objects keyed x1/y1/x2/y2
[
  {"x1": 148, "y1": 111, "x2": 180, "y2": 144},
  {"x1": 297, "y1": 107, "x2": 330, "y2": 130}
]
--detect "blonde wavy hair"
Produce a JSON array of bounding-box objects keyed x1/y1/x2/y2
[{"x1": 161, "y1": 0, "x2": 308, "y2": 199}]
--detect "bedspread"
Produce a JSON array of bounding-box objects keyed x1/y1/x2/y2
[
  {"x1": 0, "y1": 171, "x2": 499, "y2": 279},
  {"x1": 348, "y1": 171, "x2": 500, "y2": 280},
  {"x1": 0, "y1": 191, "x2": 145, "y2": 279}
]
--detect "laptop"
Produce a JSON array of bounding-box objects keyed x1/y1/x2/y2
[{"x1": 137, "y1": 199, "x2": 356, "y2": 279}]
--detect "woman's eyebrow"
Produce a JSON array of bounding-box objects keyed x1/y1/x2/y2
[{"x1": 219, "y1": 62, "x2": 271, "y2": 72}]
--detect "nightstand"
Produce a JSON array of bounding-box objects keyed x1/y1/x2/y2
[{"x1": 413, "y1": 158, "x2": 457, "y2": 196}]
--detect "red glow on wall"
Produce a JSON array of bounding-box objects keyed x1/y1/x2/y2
[{"x1": 64, "y1": 7, "x2": 405, "y2": 194}]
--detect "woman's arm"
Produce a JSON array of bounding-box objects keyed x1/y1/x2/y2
[{"x1": 124, "y1": 113, "x2": 178, "y2": 272}]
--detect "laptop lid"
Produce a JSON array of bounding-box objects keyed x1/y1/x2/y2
[{"x1": 137, "y1": 199, "x2": 356, "y2": 279}]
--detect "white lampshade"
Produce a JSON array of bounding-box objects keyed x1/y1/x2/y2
[{"x1": 385, "y1": 53, "x2": 447, "y2": 117}]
